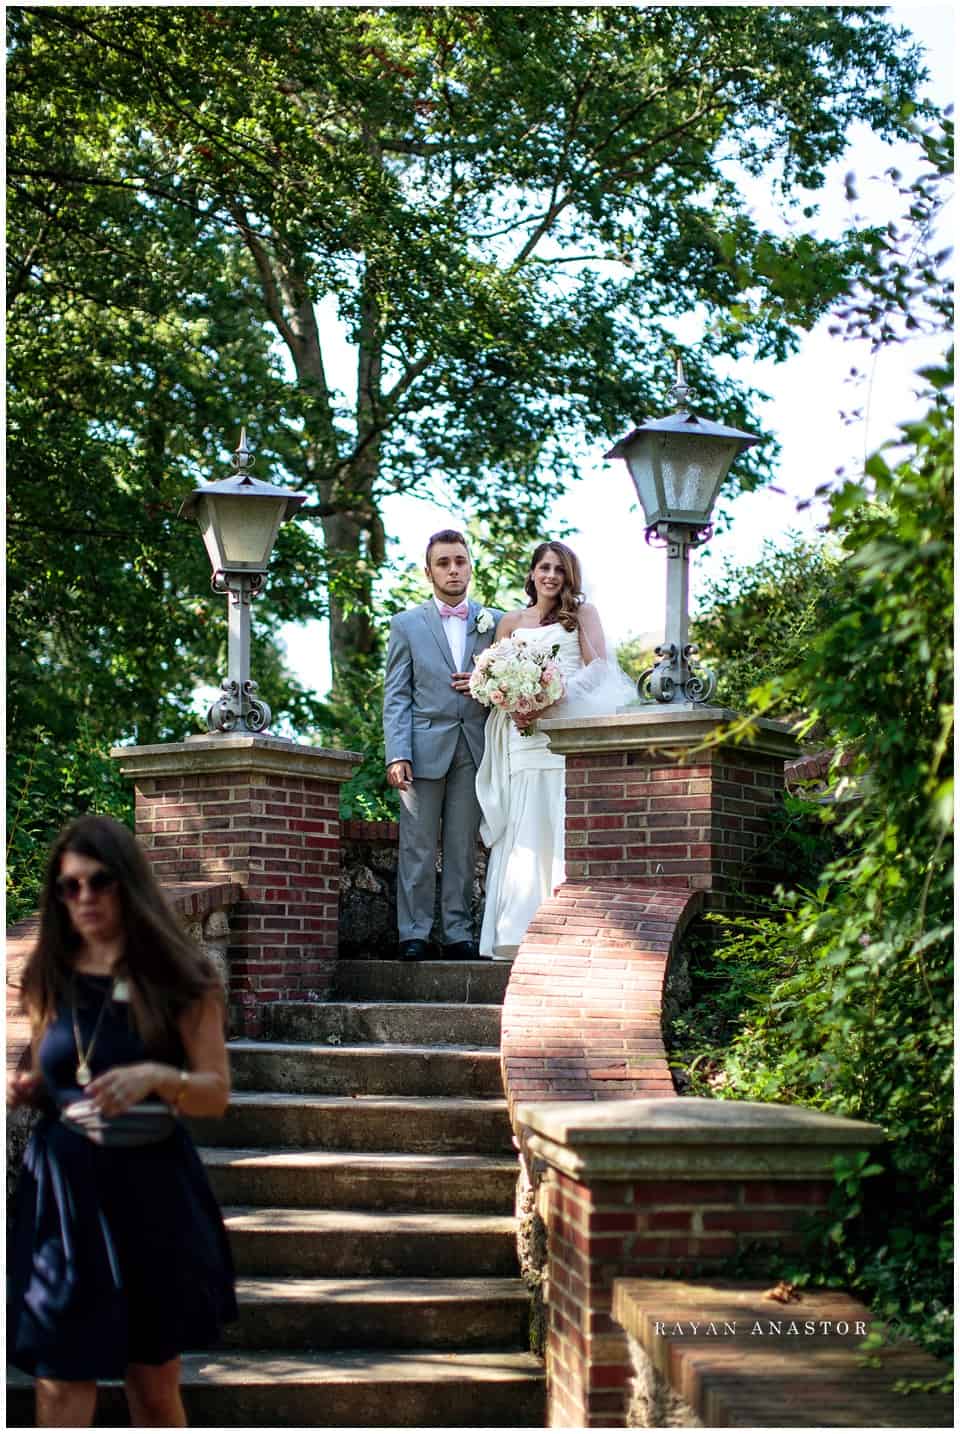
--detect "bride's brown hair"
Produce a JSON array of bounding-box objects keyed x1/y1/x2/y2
[{"x1": 524, "y1": 541, "x2": 584, "y2": 632}]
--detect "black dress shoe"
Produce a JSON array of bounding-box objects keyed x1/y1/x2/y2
[
  {"x1": 397, "y1": 939, "x2": 430, "y2": 962},
  {"x1": 442, "y1": 940, "x2": 480, "y2": 960}
]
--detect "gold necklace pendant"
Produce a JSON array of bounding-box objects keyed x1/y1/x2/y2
[{"x1": 71, "y1": 975, "x2": 111, "y2": 1090}]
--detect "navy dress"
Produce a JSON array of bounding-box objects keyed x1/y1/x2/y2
[{"x1": 8, "y1": 972, "x2": 237, "y2": 1381}]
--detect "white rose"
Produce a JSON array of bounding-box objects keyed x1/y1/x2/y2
[{"x1": 475, "y1": 609, "x2": 493, "y2": 633}]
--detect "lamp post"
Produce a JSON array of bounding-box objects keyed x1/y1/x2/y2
[
  {"x1": 606, "y1": 360, "x2": 761, "y2": 704},
  {"x1": 179, "y1": 429, "x2": 306, "y2": 734}
]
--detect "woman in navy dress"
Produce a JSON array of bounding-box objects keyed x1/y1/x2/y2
[{"x1": 7, "y1": 814, "x2": 237, "y2": 1427}]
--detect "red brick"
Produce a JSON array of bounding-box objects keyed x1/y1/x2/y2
[
  {"x1": 743, "y1": 1181, "x2": 833, "y2": 1205},
  {"x1": 630, "y1": 1182, "x2": 741, "y2": 1204},
  {"x1": 589, "y1": 1212, "x2": 639, "y2": 1233},
  {"x1": 589, "y1": 1365, "x2": 628, "y2": 1389},
  {"x1": 702, "y1": 1210, "x2": 805, "y2": 1233},
  {"x1": 648, "y1": 1210, "x2": 693, "y2": 1231}
]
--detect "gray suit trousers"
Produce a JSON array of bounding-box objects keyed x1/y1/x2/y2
[{"x1": 397, "y1": 731, "x2": 480, "y2": 944}]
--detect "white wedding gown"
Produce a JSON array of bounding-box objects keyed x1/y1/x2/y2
[{"x1": 476, "y1": 623, "x2": 584, "y2": 959}]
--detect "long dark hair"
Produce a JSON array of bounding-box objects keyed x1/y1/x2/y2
[
  {"x1": 21, "y1": 814, "x2": 221, "y2": 1057},
  {"x1": 524, "y1": 541, "x2": 584, "y2": 632}
]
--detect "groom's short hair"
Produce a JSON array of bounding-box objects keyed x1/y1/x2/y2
[{"x1": 426, "y1": 529, "x2": 470, "y2": 565}]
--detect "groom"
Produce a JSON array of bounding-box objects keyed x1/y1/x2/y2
[{"x1": 383, "y1": 529, "x2": 501, "y2": 960}]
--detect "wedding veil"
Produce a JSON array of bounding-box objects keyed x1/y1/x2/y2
[{"x1": 549, "y1": 561, "x2": 639, "y2": 718}]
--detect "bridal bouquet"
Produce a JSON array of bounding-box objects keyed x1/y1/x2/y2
[{"x1": 469, "y1": 636, "x2": 566, "y2": 735}]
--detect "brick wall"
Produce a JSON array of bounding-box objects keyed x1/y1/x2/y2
[
  {"x1": 502, "y1": 882, "x2": 701, "y2": 1120},
  {"x1": 564, "y1": 748, "x2": 786, "y2": 899},
  {"x1": 542, "y1": 708, "x2": 797, "y2": 906},
  {"x1": 112, "y1": 737, "x2": 359, "y2": 1035},
  {"x1": 137, "y1": 771, "x2": 340, "y2": 1030},
  {"x1": 613, "y1": 1278, "x2": 954, "y2": 1430},
  {"x1": 545, "y1": 1173, "x2": 836, "y2": 1426},
  {"x1": 508, "y1": 713, "x2": 833, "y2": 1426},
  {"x1": 518, "y1": 1098, "x2": 884, "y2": 1428}
]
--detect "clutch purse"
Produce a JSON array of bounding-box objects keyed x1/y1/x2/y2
[{"x1": 60, "y1": 1096, "x2": 177, "y2": 1147}]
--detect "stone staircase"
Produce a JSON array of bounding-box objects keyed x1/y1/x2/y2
[{"x1": 7, "y1": 959, "x2": 545, "y2": 1427}]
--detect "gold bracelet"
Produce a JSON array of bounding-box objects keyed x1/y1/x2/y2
[{"x1": 172, "y1": 1068, "x2": 189, "y2": 1111}]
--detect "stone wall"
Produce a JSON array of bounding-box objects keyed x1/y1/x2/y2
[{"x1": 339, "y1": 819, "x2": 489, "y2": 958}]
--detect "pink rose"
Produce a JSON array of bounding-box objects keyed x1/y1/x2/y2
[{"x1": 490, "y1": 689, "x2": 505, "y2": 705}]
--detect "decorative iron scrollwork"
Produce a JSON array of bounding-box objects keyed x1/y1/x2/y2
[
  {"x1": 210, "y1": 571, "x2": 264, "y2": 603},
  {"x1": 208, "y1": 679, "x2": 242, "y2": 732},
  {"x1": 638, "y1": 643, "x2": 678, "y2": 703},
  {"x1": 241, "y1": 681, "x2": 271, "y2": 732},
  {"x1": 207, "y1": 678, "x2": 271, "y2": 733},
  {"x1": 637, "y1": 642, "x2": 716, "y2": 705},
  {"x1": 681, "y1": 643, "x2": 717, "y2": 703}
]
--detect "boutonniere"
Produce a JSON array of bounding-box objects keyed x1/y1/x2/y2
[{"x1": 474, "y1": 609, "x2": 494, "y2": 634}]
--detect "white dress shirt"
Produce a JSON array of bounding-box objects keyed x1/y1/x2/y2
[{"x1": 434, "y1": 595, "x2": 468, "y2": 669}]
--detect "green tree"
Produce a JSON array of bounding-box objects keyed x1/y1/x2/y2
[
  {"x1": 690, "y1": 536, "x2": 846, "y2": 723},
  {"x1": 8, "y1": 3, "x2": 931, "y2": 693},
  {"x1": 615, "y1": 631, "x2": 660, "y2": 687},
  {"x1": 680, "y1": 375, "x2": 953, "y2": 1360},
  {"x1": 671, "y1": 112, "x2": 953, "y2": 1362}
]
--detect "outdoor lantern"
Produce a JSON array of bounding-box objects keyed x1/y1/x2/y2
[
  {"x1": 606, "y1": 359, "x2": 761, "y2": 705},
  {"x1": 179, "y1": 428, "x2": 307, "y2": 735},
  {"x1": 179, "y1": 429, "x2": 306, "y2": 577}
]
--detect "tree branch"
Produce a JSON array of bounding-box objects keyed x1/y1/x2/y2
[
  {"x1": 8, "y1": 165, "x2": 218, "y2": 225},
  {"x1": 509, "y1": 83, "x2": 728, "y2": 270},
  {"x1": 383, "y1": 353, "x2": 432, "y2": 410},
  {"x1": 228, "y1": 206, "x2": 300, "y2": 356},
  {"x1": 39, "y1": 10, "x2": 279, "y2": 187},
  {"x1": 7, "y1": 220, "x2": 55, "y2": 310}
]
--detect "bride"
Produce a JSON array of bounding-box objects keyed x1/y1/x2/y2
[{"x1": 476, "y1": 541, "x2": 634, "y2": 960}]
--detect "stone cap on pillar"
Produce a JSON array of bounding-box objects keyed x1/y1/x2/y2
[
  {"x1": 516, "y1": 1096, "x2": 885, "y2": 1182},
  {"x1": 538, "y1": 706, "x2": 798, "y2": 760},
  {"x1": 111, "y1": 733, "x2": 362, "y2": 783}
]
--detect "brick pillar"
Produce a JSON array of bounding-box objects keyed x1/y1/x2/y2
[
  {"x1": 516, "y1": 1097, "x2": 884, "y2": 1428},
  {"x1": 112, "y1": 734, "x2": 360, "y2": 1035},
  {"x1": 540, "y1": 706, "x2": 798, "y2": 905}
]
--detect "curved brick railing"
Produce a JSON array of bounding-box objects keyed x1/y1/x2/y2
[{"x1": 501, "y1": 880, "x2": 702, "y2": 1127}]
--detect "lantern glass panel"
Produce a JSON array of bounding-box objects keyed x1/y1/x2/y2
[
  {"x1": 627, "y1": 435, "x2": 740, "y2": 524},
  {"x1": 624, "y1": 452, "x2": 661, "y2": 522},
  {"x1": 658, "y1": 435, "x2": 740, "y2": 518},
  {"x1": 201, "y1": 494, "x2": 285, "y2": 569}
]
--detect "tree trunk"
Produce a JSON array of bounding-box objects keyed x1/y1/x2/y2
[{"x1": 247, "y1": 239, "x2": 383, "y2": 692}]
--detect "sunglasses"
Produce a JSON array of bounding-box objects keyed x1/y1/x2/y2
[{"x1": 55, "y1": 870, "x2": 118, "y2": 902}]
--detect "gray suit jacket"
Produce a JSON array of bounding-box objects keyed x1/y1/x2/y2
[{"x1": 383, "y1": 599, "x2": 501, "y2": 780}]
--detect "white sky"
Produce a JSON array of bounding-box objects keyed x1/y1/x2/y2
[{"x1": 274, "y1": 2, "x2": 954, "y2": 703}]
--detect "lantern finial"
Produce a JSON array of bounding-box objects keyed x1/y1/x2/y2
[
  {"x1": 232, "y1": 427, "x2": 254, "y2": 479},
  {"x1": 668, "y1": 357, "x2": 693, "y2": 413}
]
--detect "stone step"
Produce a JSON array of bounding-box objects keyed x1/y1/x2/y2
[
  {"x1": 262, "y1": 1000, "x2": 501, "y2": 1047},
  {"x1": 331, "y1": 959, "x2": 511, "y2": 1006},
  {"x1": 190, "y1": 1093, "x2": 512, "y2": 1154},
  {"x1": 223, "y1": 1275, "x2": 530, "y2": 1350},
  {"x1": 223, "y1": 1207, "x2": 520, "y2": 1278},
  {"x1": 202, "y1": 1148, "x2": 519, "y2": 1212},
  {"x1": 7, "y1": 1349, "x2": 545, "y2": 1427},
  {"x1": 229, "y1": 1039, "x2": 503, "y2": 1097}
]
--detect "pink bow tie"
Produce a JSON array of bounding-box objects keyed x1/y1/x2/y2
[{"x1": 439, "y1": 602, "x2": 468, "y2": 620}]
